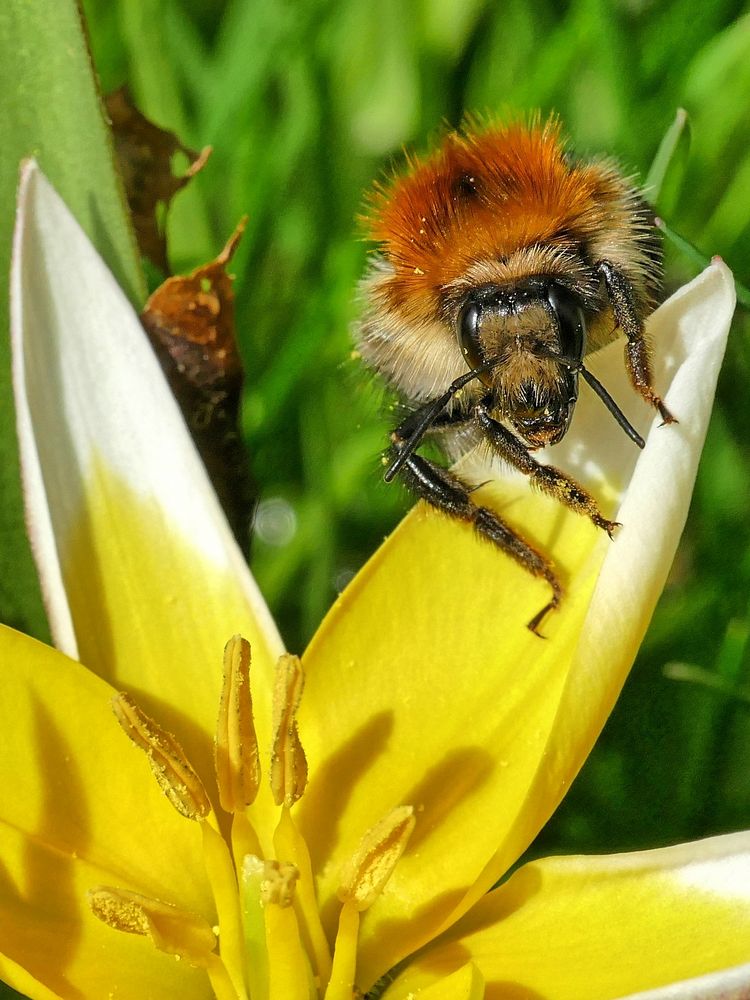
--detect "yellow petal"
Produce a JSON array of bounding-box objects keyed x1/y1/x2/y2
[
  {"x1": 0, "y1": 955, "x2": 61, "y2": 1000},
  {"x1": 11, "y1": 162, "x2": 283, "y2": 809},
  {"x1": 0, "y1": 821, "x2": 211, "y2": 1000},
  {"x1": 298, "y1": 263, "x2": 735, "y2": 988},
  {"x1": 408, "y1": 962, "x2": 485, "y2": 1000},
  {"x1": 0, "y1": 624, "x2": 212, "y2": 998},
  {"x1": 382, "y1": 832, "x2": 750, "y2": 1000}
]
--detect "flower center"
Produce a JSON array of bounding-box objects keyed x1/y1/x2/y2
[{"x1": 89, "y1": 636, "x2": 415, "y2": 999}]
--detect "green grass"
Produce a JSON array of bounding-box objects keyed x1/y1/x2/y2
[{"x1": 76, "y1": 0, "x2": 750, "y2": 857}]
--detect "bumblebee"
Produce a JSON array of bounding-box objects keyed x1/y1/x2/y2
[{"x1": 355, "y1": 116, "x2": 674, "y2": 634}]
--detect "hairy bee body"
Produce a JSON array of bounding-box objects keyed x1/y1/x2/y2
[{"x1": 355, "y1": 117, "x2": 670, "y2": 633}]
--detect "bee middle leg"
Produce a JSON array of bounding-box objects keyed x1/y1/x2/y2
[
  {"x1": 597, "y1": 260, "x2": 676, "y2": 425},
  {"x1": 474, "y1": 401, "x2": 619, "y2": 536},
  {"x1": 392, "y1": 443, "x2": 562, "y2": 635}
]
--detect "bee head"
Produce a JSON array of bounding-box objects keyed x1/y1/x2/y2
[{"x1": 456, "y1": 279, "x2": 586, "y2": 448}]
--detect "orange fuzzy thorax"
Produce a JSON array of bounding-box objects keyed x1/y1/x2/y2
[{"x1": 366, "y1": 120, "x2": 603, "y2": 315}]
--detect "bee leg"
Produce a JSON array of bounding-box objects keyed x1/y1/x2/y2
[
  {"x1": 393, "y1": 446, "x2": 562, "y2": 635},
  {"x1": 474, "y1": 402, "x2": 620, "y2": 536},
  {"x1": 597, "y1": 260, "x2": 676, "y2": 425}
]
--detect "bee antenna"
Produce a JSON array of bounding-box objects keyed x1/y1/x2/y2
[
  {"x1": 384, "y1": 359, "x2": 501, "y2": 482},
  {"x1": 577, "y1": 365, "x2": 645, "y2": 449},
  {"x1": 533, "y1": 343, "x2": 645, "y2": 449}
]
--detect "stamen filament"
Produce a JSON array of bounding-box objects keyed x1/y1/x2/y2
[
  {"x1": 112, "y1": 693, "x2": 210, "y2": 820},
  {"x1": 205, "y1": 953, "x2": 244, "y2": 1000},
  {"x1": 270, "y1": 654, "x2": 308, "y2": 807},
  {"x1": 231, "y1": 810, "x2": 263, "y2": 870},
  {"x1": 241, "y1": 857, "x2": 314, "y2": 1000},
  {"x1": 274, "y1": 805, "x2": 333, "y2": 987},
  {"x1": 201, "y1": 817, "x2": 249, "y2": 1000},
  {"x1": 323, "y1": 901, "x2": 359, "y2": 1000},
  {"x1": 241, "y1": 856, "x2": 271, "y2": 1000},
  {"x1": 215, "y1": 635, "x2": 261, "y2": 812},
  {"x1": 264, "y1": 888, "x2": 315, "y2": 1000}
]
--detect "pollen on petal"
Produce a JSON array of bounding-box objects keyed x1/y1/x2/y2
[
  {"x1": 215, "y1": 634, "x2": 261, "y2": 812},
  {"x1": 112, "y1": 693, "x2": 210, "y2": 819},
  {"x1": 88, "y1": 886, "x2": 217, "y2": 962},
  {"x1": 338, "y1": 805, "x2": 415, "y2": 911},
  {"x1": 270, "y1": 654, "x2": 308, "y2": 808}
]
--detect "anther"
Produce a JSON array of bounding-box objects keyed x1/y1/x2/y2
[
  {"x1": 214, "y1": 634, "x2": 261, "y2": 812},
  {"x1": 338, "y1": 805, "x2": 415, "y2": 911},
  {"x1": 270, "y1": 654, "x2": 308, "y2": 808},
  {"x1": 88, "y1": 886, "x2": 217, "y2": 961},
  {"x1": 112, "y1": 693, "x2": 210, "y2": 820}
]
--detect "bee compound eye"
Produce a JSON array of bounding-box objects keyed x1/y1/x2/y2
[
  {"x1": 457, "y1": 300, "x2": 485, "y2": 371},
  {"x1": 546, "y1": 284, "x2": 586, "y2": 365}
]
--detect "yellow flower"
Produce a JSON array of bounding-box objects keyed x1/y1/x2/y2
[{"x1": 1, "y1": 160, "x2": 747, "y2": 1000}]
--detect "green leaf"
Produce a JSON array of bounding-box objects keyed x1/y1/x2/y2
[
  {"x1": 0, "y1": 0, "x2": 145, "y2": 640},
  {"x1": 656, "y1": 218, "x2": 750, "y2": 308},
  {"x1": 645, "y1": 108, "x2": 691, "y2": 214}
]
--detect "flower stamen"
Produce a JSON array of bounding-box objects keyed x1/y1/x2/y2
[
  {"x1": 112, "y1": 692, "x2": 210, "y2": 819},
  {"x1": 242, "y1": 856, "x2": 313, "y2": 1000},
  {"x1": 215, "y1": 634, "x2": 261, "y2": 813},
  {"x1": 87, "y1": 885, "x2": 216, "y2": 961},
  {"x1": 323, "y1": 902, "x2": 360, "y2": 1000},
  {"x1": 274, "y1": 805, "x2": 333, "y2": 987},
  {"x1": 338, "y1": 805, "x2": 416, "y2": 911},
  {"x1": 325, "y1": 807, "x2": 415, "y2": 1000},
  {"x1": 111, "y1": 691, "x2": 248, "y2": 998},
  {"x1": 270, "y1": 653, "x2": 308, "y2": 808},
  {"x1": 241, "y1": 855, "x2": 271, "y2": 999},
  {"x1": 88, "y1": 885, "x2": 241, "y2": 1000}
]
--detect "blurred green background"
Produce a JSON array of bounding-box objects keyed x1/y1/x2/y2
[{"x1": 67, "y1": 0, "x2": 750, "y2": 858}]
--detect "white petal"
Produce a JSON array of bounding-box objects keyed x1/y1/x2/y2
[
  {"x1": 10, "y1": 160, "x2": 280, "y2": 657},
  {"x1": 570, "y1": 263, "x2": 735, "y2": 757},
  {"x1": 614, "y1": 963, "x2": 750, "y2": 1000},
  {"x1": 10, "y1": 163, "x2": 284, "y2": 805}
]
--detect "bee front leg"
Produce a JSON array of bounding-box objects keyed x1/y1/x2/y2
[
  {"x1": 474, "y1": 402, "x2": 619, "y2": 536},
  {"x1": 597, "y1": 260, "x2": 676, "y2": 425},
  {"x1": 390, "y1": 441, "x2": 562, "y2": 636}
]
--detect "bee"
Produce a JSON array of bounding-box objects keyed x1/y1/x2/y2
[{"x1": 355, "y1": 116, "x2": 674, "y2": 635}]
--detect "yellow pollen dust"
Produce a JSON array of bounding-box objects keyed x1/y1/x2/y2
[
  {"x1": 112, "y1": 693, "x2": 210, "y2": 820},
  {"x1": 270, "y1": 653, "x2": 308, "y2": 807},
  {"x1": 215, "y1": 634, "x2": 261, "y2": 812},
  {"x1": 88, "y1": 886, "x2": 217, "y2": 960},
  {"x1": 338, "y1": 805, "x2": 416, "y2": 911}
]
